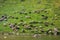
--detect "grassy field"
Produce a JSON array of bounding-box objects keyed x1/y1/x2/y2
[
  {"x1": 0, "y1": 0, "x2": 60, "y2": 32},
  {"x1": 0, "y1": 0, "x2": 60, "y2": 40}
]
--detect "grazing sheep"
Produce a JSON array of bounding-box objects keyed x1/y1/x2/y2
[
  {"x1": 46, "y1": 29, "x2": 53, "y2": 35},
  {"x1": 44, "y1": 22, "x2": 49, "y2": 27},
  {"x1": 29, "y1": 21, "x2": 39, "y2": 24},
  {"x1": 40, "y1": 29, "x2": 45, "y2": 33},
  {"x1": 15, "y1": 26, "x2": 20, "y2": 30},
  {"x1": 41, "y1": 15, "x2": 48, "y2": 20},
  {"x1": 33, "y1": 34, "x2": 40, "y2": 38},
  {"x1": 53, "y1": 27, "x2": 58, "y2": 35},
  {"x1": 34, "y1": 10, "x2": 40, "y2": 14},
  {"x1": 44, "y1": 10, "x2": 48, "y2": 14},
  {"x1": 0, "y1": 15, "x2": 7, "y2": 21},
  {"x1": 0, "y1": 18, "x2": 4, "y2": 21},
  {"x1": 25, "y1": 16, "x2": 31, "y2": 19}
]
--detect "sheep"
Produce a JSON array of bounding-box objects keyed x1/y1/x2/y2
[
  {"x1": 25, "y1": 16, "x2": 31, "y2": 19},
  {"x1": 41, "y1": 15, "x2": 48, "y2": 20},
  {"x1": 33, "y1": 34, "x2": 40, "y2": 38},
  {"x1": 29, "y1": 21, "x2": 39, "y2": 24},
  {"x1": 34, "y1": 10, "x2": 40, "y2": 14},
  {"x1": 0, "y1": 15, "x2": 7, "y2": 21},
  {"x1": 46, "y1": 29, "x2": 53, "y2": 35},
  {"x1": 53, "y1": 27, "x2": 58, "y2": 35},
  {"x1": 0, "y1": 18, "x2": 4, "y2": 21},
  {"x1": 44, "y1": 22, "x2": 49, "y2": 27}
]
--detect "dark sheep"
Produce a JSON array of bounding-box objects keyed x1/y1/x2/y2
[
  {"x1": 41, "y1": 15, "x2": 48, "y2": 20},
  {"x1": 44, "y1": 11, "x2": 48, "y2": 14},
  {"x1": 16, "y1": 26, "x2": 20, "y2": 30},
  {"x1": 44, "y1": 22, "x2": 49, "y2": 27},
  {"x1": 25, "y1": 27, "x2": 32, "y2": 30},
  {"x1": 34, "y1": 10, "x2": 40, "y2": 14},
  {"x1": 40, "y1": 29, "x2": 45, "y2": 33},
  {"x1": 46, "y1": 29, "x2": 53, "y2": 35},
  {"x1": 29, "y1": 21, "x2": 39, "y2": 24}
]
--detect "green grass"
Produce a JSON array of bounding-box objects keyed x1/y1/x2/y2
[
  {"x1": 0, "y1": 0, "x2": 60, "y2": 34},
  {"x1": 0, "y1": 0, "x2": 60, "y2": 40}
]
